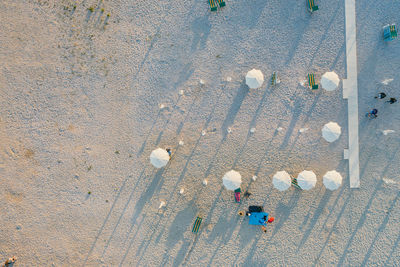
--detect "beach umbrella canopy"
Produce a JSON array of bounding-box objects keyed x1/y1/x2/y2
[
  {"x1": 222, "y1": 170, "x2": 242, "y2": 190},
  {"x1": 321, "y1": 71, "x2": 340, "y2": 91},
  {"x1": 246, "y1": 69, "x2": 264, "y2": 89},
  {"x1": 322, "y1": 122, "x2": 341, "y2": 142},
  {"x1": 297, "y1": 170, "x2": 317, "y2": 190},
  {"x1": 272, "y1": 171, "x2": 292, "y2": 191},
  {"x1": 150, "y1": 148, "x2": 170, "y2": 168},
  {"x1": 323, "y1": 170, "x2": 342, "y2": 190}
]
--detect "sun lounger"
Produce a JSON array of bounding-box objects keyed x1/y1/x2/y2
[
  {"x1": 308, "y1": 73, "x2": 318, "y2": 90},
  {"x1": 234, "y1": 188, "x2": 241, "y2": 203},
  {"x1": 217, "y1": 0, "x2": 226, "y2": 8},
  {"x1": 383, "y1": 24, "x2": 397, "y2": 41},
  {"x1": 308, "y1": 0, "x2": 318, "y2": 12},
  {"x1": 291, "y1": 177, "x2": 302, "y2": 189},
  {"x1": 192, "y1": 216, "x2": 202, "y2": 233},
  {"x1": 271, "y1": 72, "x2": 277, "y2": 86},
  {"x1": 209, "y1": 0, "x2": 217, "y2": 11}
]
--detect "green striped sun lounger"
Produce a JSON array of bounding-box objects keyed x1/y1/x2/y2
[
  {"x1": 308, "y1": 0, "x2": 318, "y2": 12},
  {"x1": 271, "y1": 72, "x2": 277, "y2": 86},
  {"x1": 291, "y1": 177, "x2": 302, "y2": 189},
  {"x1": 209, "y1": 0, "x2": 217, "y2": 11},
  {"x1": 192, "y1": 216, "x2": 202, "y2": 233},
  {"x1": 217, "y1": 0, "x2": 226, "y2": 8},
  {"x1": 308, "y1": 73, "x2": 318, "y2": 90}
]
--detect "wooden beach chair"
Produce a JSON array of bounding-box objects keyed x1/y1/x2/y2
[
  {"x1": 217, "y1": 0, "x2": 226, "y2": 8},
  {"x1": 308, "y1": 0, "x2": 319, "y2": 12},
  {"x1": 209, "y1": 0, "x2": 217, "y2": 11},
  {"x1": 383, "y1": 24, "x2": 397, "y2": 41},
  {"x1": 192, "y1": 216, "x2": 202, "y2": 233},
  {"x1": 308, "y1": 73, "x2": 318, "y2": 90}
]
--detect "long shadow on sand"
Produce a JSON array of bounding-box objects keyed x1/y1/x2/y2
[
  {"x1": 133, "y1": 83, "x2": 229, "y2": 264},
  {"x1": 205, "y1": 81, "x2": 249, "y2": 177},
  {"x1": 384, "y1": 230, "x2": 400, "y2": 266},
  {"x1": 336, "y1": 146, "x2": 399, "y2": 266},
  {"x1": 220, "y1": 80, "x2": 250, "y2": 137},
  {"x1": 271, "y1": 189, "x2": 302, "y2": 238},
  {"x1": 117, "y1": 168, "x2": 166, "y2": 266},
  {"x1": 82, "y1": 174, "x2": 131, "y2": 265},
  {"x1": 361, "y1": 190, "x2": 400, "y2": 266},
  {"x1": 232, "y1": 82, "x2": 274, "y2": 168},
  {"x1": 279, "y1": 96, "x2": 305, "y2": 149},
  {"x1": 313, "y1": 144, "x2": 397, "y2": 265},
  {"x1": 191, "y1": 16, "x2": 211, "y2": 52},
  {"x1": 100, "y1": 168, "x2": 150, "y2": 257},
  {"x1": 307, "y1": 3, "x2": 342, "y2": 69},
  {"x1": 296, "y1": 189, "x2": 332, "y2": 251},
  {"x1": 135, "y1": 28, "x2": 165, "y2": 157}
]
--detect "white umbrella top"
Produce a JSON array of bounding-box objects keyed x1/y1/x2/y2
[
  {"x1": 323, "y1": 170, "x2": 342, "y2": 190},
  {"x1": 321, "y1": 71, "x2": 340, "y2": 91},
  {"x1": 297, "y1": 170, "x2": 317, "y2": 190},
  {"x1": 222, "y1": 170, "x2": 242, "y2": 190},
  {"x1": 246, "y1": 69, "x2": 264, "y2": 89},
  {"x1": 322, "y1": 122, "x2": 341, "y2": 142},
  {"x1": 272, "y1": 171, "x2": 292, "y2": 191},
  {"x1": 150, "y1": 148, "x2": 170, "y2": 168}
]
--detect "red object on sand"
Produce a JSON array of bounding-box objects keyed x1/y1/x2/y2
[
  {"x1": 234, "y1": 192, "x2": 240, "y2": 203},
  {"x1": 268, "y1": 217, "x2": 275, "y2": 223}
]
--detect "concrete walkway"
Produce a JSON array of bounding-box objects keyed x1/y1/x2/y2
[{"x1": 343, "y1": 0, "x2": 360, "y2": 188}]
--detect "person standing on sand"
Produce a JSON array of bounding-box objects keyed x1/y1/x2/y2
[
  {"x1": 366, "y1": 109, "x2": 378, "y2": 118},
  {"x1": 375, "y1": 92, "x2": 386, "y2": 99},
  {"x1": 386, "y1": 97, "x2": 397, "y2": 104},
  {"x1": 166, "y1": 148, "x2": 172, "y2": 158}
]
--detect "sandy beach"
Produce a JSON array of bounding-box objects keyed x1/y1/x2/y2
[{"x1": 1, "y1": 0, "x2": 399, "y2": 266}]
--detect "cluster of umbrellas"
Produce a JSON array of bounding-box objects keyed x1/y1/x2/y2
[
  {"x1": 272, "y1": 170, "x2": 342, "y2": 191},
  {"x1": 148, "y1": 69, "x2": 343, "y2": 193},
  {"x1": 245, "y1": 69, "x2": 342, "y2": 143},
  {"x1": 149, "y1": 149, "x2": 342, "y2": 191},
  {"x1": 221, "y1": 169, "x2": 342, "y2": 192},
  {"x1": 245, "y1": 69, "x2": 341, "y2": 92}
]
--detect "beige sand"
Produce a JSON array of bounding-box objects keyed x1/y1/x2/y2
[{"x1": 1, "y1": 0, "x2": 399, "y2": 266}]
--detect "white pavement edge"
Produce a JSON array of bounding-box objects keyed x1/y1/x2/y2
[{"x1": 343, "y1": 0, "x2": 360, "y2": 188}]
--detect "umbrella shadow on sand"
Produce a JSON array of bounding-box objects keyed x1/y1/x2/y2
[
  {"x1": 118, "y1": 168, "x2": 166, "y2": 266},
  {"x1": 336, "y1": 146, "x2": 399, "y2": 265},
  {"x1": 205, "y1": 201, "x2": 243, "y2": 266},
  {"x1": 296, "y1": 189, "x2": 332, "y2": 252},
  {"x1": 271, "y1": 189, "x2": 301, "y2": 237},
  {"x1": 159, "y1": 202, "x2": 198, "y2": 266},
  {"x1": 313, "y1": 145, "x2": 396, "y2": 265},
  {"x1": 220, "y1": 80, "x2": 250, "y2": 137},
  {"x1": 191, "y1": 16, "x2": 211, "y2": 52},
  {"x1": 232, "y1": 81, "x2": 274, "y2": 168},
  {"x1": 83, "y1": 167, "x2": 149, "y2": 265}
]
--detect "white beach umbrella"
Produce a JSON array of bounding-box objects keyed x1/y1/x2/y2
[
  {"x1": 321, "y1": 71, "x2": 340, "y2": 91},
  {"x1": 246, "y1": 69, "x2": 264, "y2": 89},
  {"x1": 323, "y1": 170, "x2": 342, "y2": 190},
  {"x1": 322, "y1": 122, "x2": 341, "y2": 142},
  {"x1": 222, "y1": 170, "x2": 242, "y2": 190},
  {"x1": 297, "y1": 170, "x2": 317, "y2": 190},
  {"x1": 272, "y1": 171, "x2": 292, "y2": 191},
  {"x1": 150, "y1": 148, "x2": 170, "y2": 168}
]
